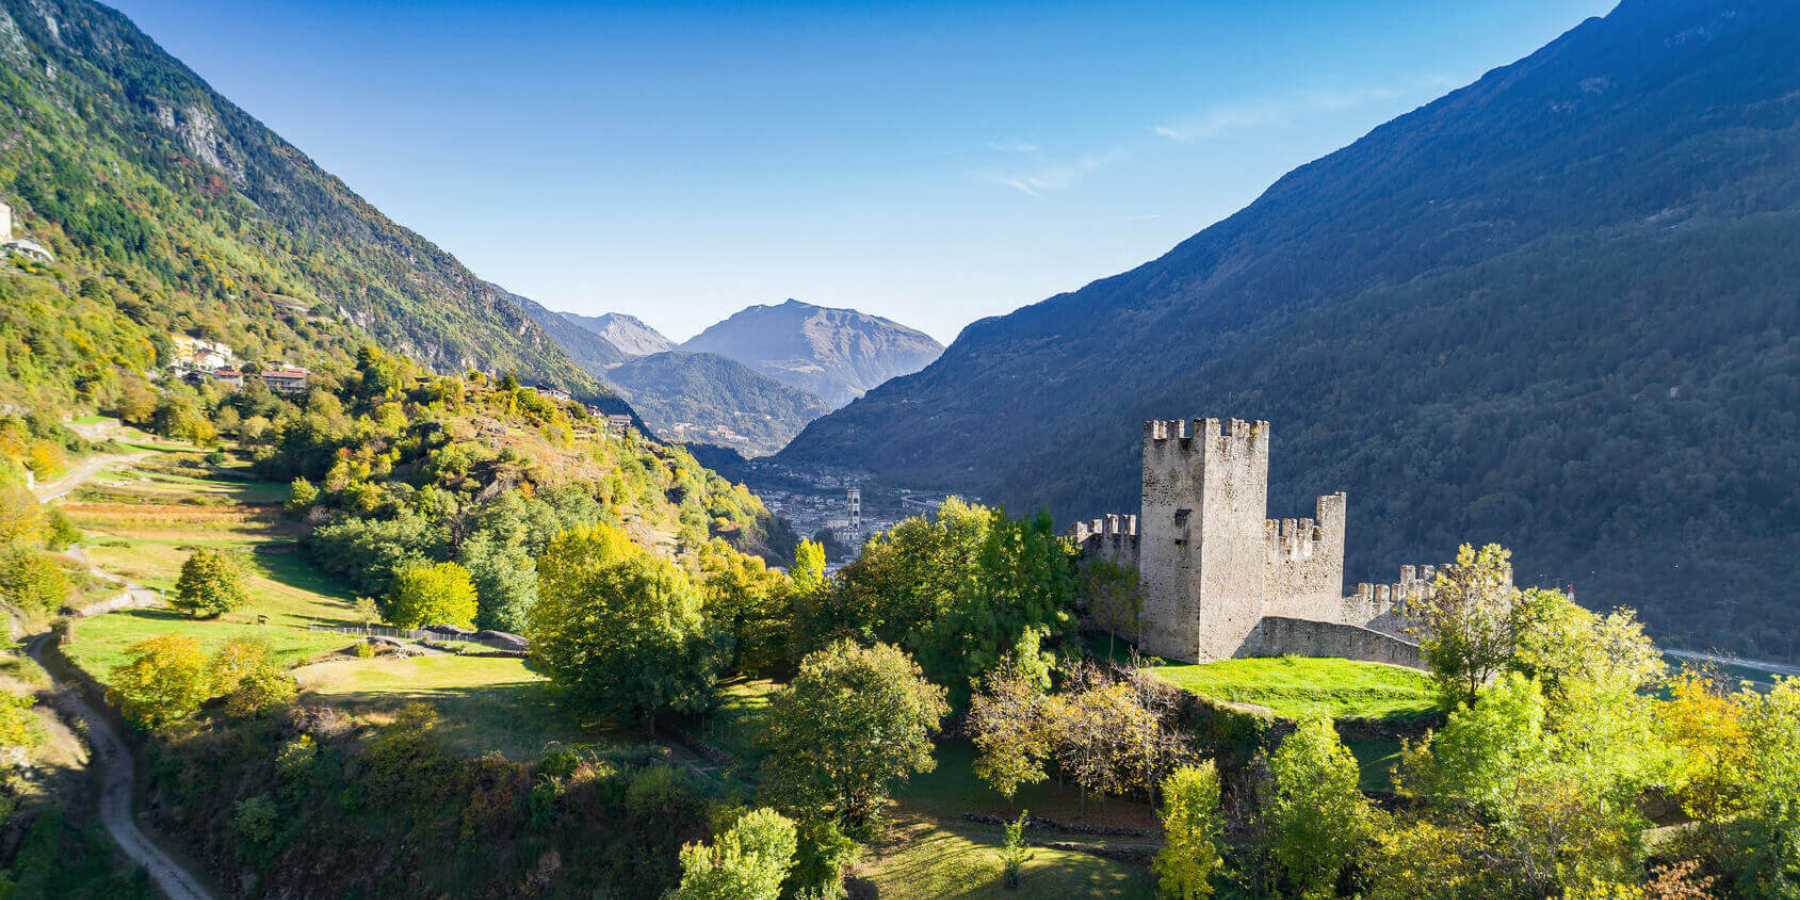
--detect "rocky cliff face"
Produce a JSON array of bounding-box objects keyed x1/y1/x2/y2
[{"x1": 680, "y1": 299, "x2": 943, "y2": 407}]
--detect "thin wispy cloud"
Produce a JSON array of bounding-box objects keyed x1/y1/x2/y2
[
  {"x1": 1153, "y1": 86, "x2": 1404, "y2": 142},
  {"x1": 979, "y1": 148, "x2": 1127, "y2": 197},
  {"x1": 986, "y1": 141, "x2": 1039, "y2": 153}
]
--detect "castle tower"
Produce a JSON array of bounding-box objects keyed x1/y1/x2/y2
[{"x1": 1137, "y1": 418, "x2": 1271, "y2": 662}]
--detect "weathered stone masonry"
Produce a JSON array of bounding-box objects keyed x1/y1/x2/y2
[{"x1": 1070, "y1": 417, "x2": 1433, "y2": 667}]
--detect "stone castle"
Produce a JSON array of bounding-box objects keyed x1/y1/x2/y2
[{"x1": 1070, "y1": 418, "x2": 1438, "y2": 668}]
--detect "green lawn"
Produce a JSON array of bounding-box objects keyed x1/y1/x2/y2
[
  {"x1": 899, "y1": 741, "x2": 1162, "y2": 832},
  {"x1": 62, "y1": 608, "x2": 350, "y2": 674},
  {"x1": 296, "y1": 655, "x2": 646, "y2": 760},
  {"x1": 1347, "y1": 738, "x2": 1406, "y2": 793},
  {"x1": 859, "y1": 820, "x2": 1155, "y2": 900},
  {"x1": 1151, "y1": 655, "x2": 1439, "y2": 721},
  {"x1": 699, "y1": 677, "x2": 779, "y2": 766}
]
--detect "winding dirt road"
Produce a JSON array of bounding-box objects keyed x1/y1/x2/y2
[
  {"x1": 30, "y1": 451, "x2": 153, "y2": 502},
  {"x1": 23, "y1": 449, "x2": 214, "y2": 898},
  {"x1": 27, "y1": 634, "x2": 215, "y2": 900}
]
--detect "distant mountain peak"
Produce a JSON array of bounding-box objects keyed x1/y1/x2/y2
[
  {"x1": 680, "y1": 300, "x2": 943, "y2": 407},
  {"x1": 561, "y1": 311, "x2": 675, "y2": 357}
]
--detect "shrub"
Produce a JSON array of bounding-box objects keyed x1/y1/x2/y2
[{"x1": 233, "y1": 795, "x2": 278, "y2": 844}]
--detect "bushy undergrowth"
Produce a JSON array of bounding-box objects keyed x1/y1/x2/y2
[{"x1": 143, "y1": 701, "x2": 712, "y2": 899}]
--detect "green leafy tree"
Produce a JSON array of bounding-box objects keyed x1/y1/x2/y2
[
  {"x1": 1406, "y1": 543, "x2": 1520, "y2": 707},
  {"x1": 456, "y1": 531, "x2": 537, "y2": 633},
  {"x1": 529, "y1": 523, "x2": 722, "y2": 732},
  {"x1": 1082, "y1": 558, "x2": 1143, "y2": 660},
  {"x1": 0, "y1": 546, "x2": 67, "y2": 613},
  {"x1": 1397, "y1": 673, "x2": 1644, "y2": 898},
  {"x1": 1359, "y1": 820, "x2": 1486, "y2": 900},
  {"x1": 109, "y1": 633, "x2": 213, "y2": 727},
  {"x1": 791, "y1": 538, "x2": 827, "y2": 596},
  {"x1": 1264, "y1": 712, "x2": 1372, "y2": 898},
  {"x1": 285, "y1": 476, "x2": 318, "y2": 516},
  {"x1": 209, "y1": 639, "x2": 297, "y2": 717},
  {"x1": 699, "y1": 538, "x2": 795, "y2": 675},
  {"x1": 968, "y1": 630, "x2": 1057, "y2": 801},
  {"x1": 0, "y1": 487, "x2": 45, "y2": 545},
  {"x1": 43, "y1": 506, "x2": 80, "y2": 550},
  {"x1": 1155, "y1": 762, "x2": 1224, "y2": 900},
  {"x1": 172, "y1": 548, "x2": 250, "y2": 618},
  {"x1": 1719, "y1": 677, "x2": 1800, "y2": 898},
  {"x1": 385, "y1": 561, "x2": 479, "y2": 629},
  {"x1": 351, "y1": 595, "x2": 382, "y2": 626},
  {"x1": 668, "y1": 807, "x2": 798, "y2": 900},
  {"x1": 914, "y1": 506, "x2": 1075, "y2": 707},
  {"x1": 760, "y1": 640, "x2": 948, "y2": 827}
]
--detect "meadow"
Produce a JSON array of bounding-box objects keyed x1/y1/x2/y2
[{"x1": 1149, "y1": 655, "x2": 1440, "y2": 721}]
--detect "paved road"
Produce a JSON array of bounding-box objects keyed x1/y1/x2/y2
[
  {"x1": 31, "y1": 451, "x2": 153, "y2": 502},
  {"x1": 1666, "y1": 648, "x2": 1800, "y2": 678},
  {"x1": 27, "y1": 634, "x2": 215, "y2": 900}
]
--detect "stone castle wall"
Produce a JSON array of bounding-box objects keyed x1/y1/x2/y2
[
  {"x1": 1071, "y1": 416, "x2": 1431, "y2": 669},
  {"x1": 1240, "y1": 616, "x2": 1424, "y2": 669},
  {"x1": 1263, "y1": 492, "x2": 1349, "y2": 624}
]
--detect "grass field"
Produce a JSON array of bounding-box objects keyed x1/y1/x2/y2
[
  {"x1": 1151, "y1": 655, "x2": 1439, "y2": 721},
  {"x1": 899, "y1": 741, "x2": 1162, "y2": 831},
  {"x1": 699, "y1": 677, "x2": 779, "y2": 766},
  {"x1": 857, "y1": 820, "x2": 1155, "y2": 900},
  {"x1": 61, "y1": 608, "x2": 351, "y2": 674},
  {"x1": 59, "y1": 455, "x2": 358, "y2": 674},
  {"x1": 54, "y1": 451, "x2": 647, "y2": 762},
  {"x1": 295, "y1": 654, "x2": 646, "y2": 759}
]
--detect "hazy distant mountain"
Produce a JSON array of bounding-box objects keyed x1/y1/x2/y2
[
  {"x1": 499, "y1": 289, "x2": 631, "y2": 372},
  {"x1": 680, "y1": 299, "x2": 943, "y2": 407},
  {"x1": 562, "y1": 311, "x2": 676, "y2": 357},
  {"x1": 780, "y1": 0, "x2": 1800, "y2": 659},
  {"x1": 607, "y1": 351, "x2": 833, "y2": 456}
]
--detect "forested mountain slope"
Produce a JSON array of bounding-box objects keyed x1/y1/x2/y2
[
  {"x1": 606, "y1": 350, "x2": 832, "y2": 456},
  {"x1": 681, "y1": 299, "x2": 943, "y2": 407},
  {"x1": 0, "y1": 0, "x2": 601, "y2": 405},
  {"x1": 779, "y1": 0, "x2": 1800, "y2": 658}
]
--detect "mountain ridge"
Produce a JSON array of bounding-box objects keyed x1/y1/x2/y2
[
  {"x1": 605, "y1": 350, "x2": 833, "y2": 457},
  {"x1": 778, "y1": 0, "x2": 1800, "y2": 658},
  {"x1": 561, "y1": 311, "x2": 675, "y2": 357},
  {"x1": 680, "y1": 299, "x2": 944, "y2": 407}
]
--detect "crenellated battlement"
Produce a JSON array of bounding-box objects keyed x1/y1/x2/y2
[
  {"x1": 1347, "y1": 565, "x2": 1438, "y2": 613},
  {"x1": 1143, "y1": 417, "x2": 1269, "y2": 458},
  {"x1": 1265, "y1": 516, "x2": 1320, "y2": 559}
]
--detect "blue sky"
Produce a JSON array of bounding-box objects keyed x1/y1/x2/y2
[{"x1": 109, "y1": 0, "x2": 1616, "y2": 343}]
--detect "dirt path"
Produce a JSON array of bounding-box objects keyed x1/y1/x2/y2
[
  {"x1": 26, "y1": 634, "x2": 215, "y2": 900},
  {"x1": 32, "y1": 451, "x2": 154, "y2": 502}
]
